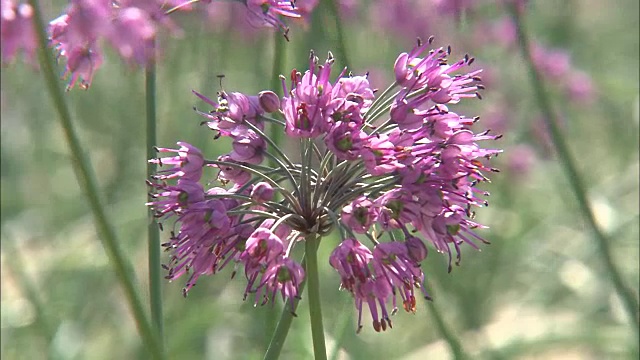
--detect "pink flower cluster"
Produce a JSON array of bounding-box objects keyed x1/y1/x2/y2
[
  {"x1": 1, "y1": 0, "x2": 37, "y2": 64},
  {"x1": 148, "y1": 41, "x2": 500, "y2": 331},
  {"x1": 486, "y1": 17, "x2": 595, "y2": 103},
  {"x1": 41, "y1": 0, "x2": 304, "y2": 90}
]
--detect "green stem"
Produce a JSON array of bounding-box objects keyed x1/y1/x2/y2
[
  {"x1": 425, "y1": 296, "x2": 467, "y2": 360},
  {"x1": 269, "y1": 31, "x2": 286, "y2": 169},
  {"x1": 146, "y1": 43, "x2": 165, "y2": 350},
  {"x1": 327, "y1": 0, "x2": 350, "y2": 70},
  {"x1": 264, "y1": 257, "x2": 307, "y2": 360},
  {"x1": 28, "y1": 1, "x2": 163, "y2": 358},
  {"x1": 305, "y1": 234, "x2": 327, "y2": 360},
  {"x1": 2, "y1": 241, "x2": 59, "y2": 358},
  {"x1": 509, "y1": 5, "x2": 639, "y2": 339}
]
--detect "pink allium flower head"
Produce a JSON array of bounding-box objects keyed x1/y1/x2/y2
[
  {"x1": 1, "y1": 0, "x2": 37, "y2": 64},
  {"x1": 47, "y1": 0, "x2": 188, "y2": 88},
  {"x1": 148, "y1": 42, "x2": 501, "y2": 332}
]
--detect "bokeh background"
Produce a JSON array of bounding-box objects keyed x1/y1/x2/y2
[{"x1": 1, "y1": 1, "x2": 638, "y2": 359}]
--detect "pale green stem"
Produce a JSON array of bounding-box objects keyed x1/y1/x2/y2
[
  {"x1": 327, "y1": 0, "x2": 350, "y2": 70},
  {"x1": 510, "y1": 5, "x2": 640, "y2": 341},
  {"x1": 28, "y1": 1, "x2": 163, "y2": 358},
  {"x1": 146, "y1": 42, "x2": 164, "y2": 350},
  {"x1": 424, "y1": 296, "x2": 467, "y2": 360},
  {"x1": 2, "y1": 240, "x2": 59, "y2": 358},
  {"x1": 305, "y1": 234, "x2": 327, "y2": 360},
  {"x1": 263, "y1": 257, "x2": 307, "y2": 360},
  {"x1": 269, "y1": 31, "x2": 286, "y2": 170}
]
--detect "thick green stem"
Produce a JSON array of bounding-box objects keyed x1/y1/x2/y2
[
  {"x1": 28, "y1": 1, "x2": 163, "y2": 358},
  {"x1": 305, "y1": 235, "x2": 327, "y2": 360},
  {"x1": 146, "y1": 44, "x2": 165, "y2": 349},
  {"x1": 264, "y1": 257, "x2": 307, "y2": 360},
  {"x1": 509, "y1": 5, "x2": 639, "y2": 339}
]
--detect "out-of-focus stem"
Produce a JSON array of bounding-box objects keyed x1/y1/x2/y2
[
  {"x1": 3, "y1": 241, "x2": 58, "y2": 357},
  {"x1": 327, "y1": 0, "x2": 350, "y2": 70},
  {"x1": 509, "y1": 4, "x2": 639, "y2": 339},
  {"x1": 425, "y1": 296, "x2": 467, "y2": 360},
  {"x1": 305, "y1": 235, "x2": 327, "y2": 360},
  {"x1": 146, "y1": 41, "x2": 165, "y2": 351},
  {"x1": 28, "y1": 1, "x2": 163, "y2": 358},
  {"x1": 269, "y1": 31, "x2": 286, "y2": 169}
]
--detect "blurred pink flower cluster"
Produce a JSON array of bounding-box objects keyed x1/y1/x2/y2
[
  {"x1": 1, "y1": 0, "x2": 37, "y2": 65},
  {"x1": 1, "y1": 0, "x2": 309, "y2": 90}
]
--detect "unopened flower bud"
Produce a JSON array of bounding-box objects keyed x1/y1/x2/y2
[
  {"x1": 406, "y1": 236, "x2": 427, "y2": 263},
  {"x1": 251, "y1": 181, "x2": 275, "y2": 202},
  {"x1": 258, "y1": 90, "x2": 281, "y2": 113}
]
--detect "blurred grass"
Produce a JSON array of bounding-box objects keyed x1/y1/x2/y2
[{"x1": 1, "y1": 1, "x2": 638, "y2": 359}]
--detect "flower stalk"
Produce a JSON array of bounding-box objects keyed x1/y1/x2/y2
[
  {"x1": 146, "y1": 40, "x2": 165, "y2": 350},
  {"x1": 510, "y1": 4, "x2": 640, "y2": 340},
  {"x1": 28, "y1": 0, "x2": 163, "y2": 358},
  {"x1": 306, "y1": 234, "x2": 328, "y2": 360}
]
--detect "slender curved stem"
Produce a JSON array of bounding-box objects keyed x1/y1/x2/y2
[
  {"x1": 263, "y1": 257, "x2": 307, "y2": 360},
  {"x1": 509, "y1": 5, "x2": 639, "y2": 339},
  {"x1": 28, "y1": 1, "x2": 163, "y2": 358},
  {"x1": 146, "y1": 43, "x2": 165, "y2": 350},
  {"x1": 305, "y1": 234, "x2": 327, "y2": 360},
  {"x1": 423, "y1": 290, "x2": 467, "y2": 360}
]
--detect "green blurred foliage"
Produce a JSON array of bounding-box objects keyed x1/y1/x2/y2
[{"x1": 1, "y1": 1, "x2": 638, "y2": 359}]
